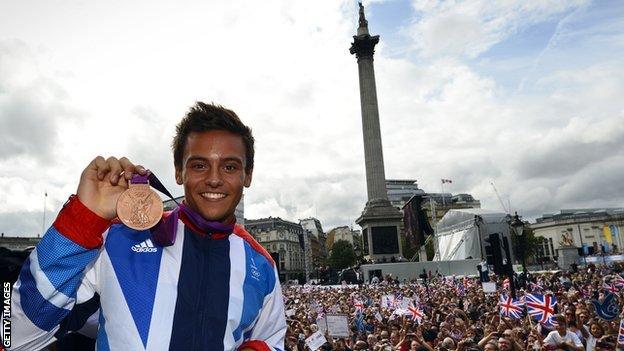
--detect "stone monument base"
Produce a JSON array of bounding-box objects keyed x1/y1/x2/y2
[{"x1": 357, "y1": 199, "x2": 403, "y2": 261}]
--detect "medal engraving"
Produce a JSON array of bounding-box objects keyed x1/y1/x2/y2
[{"x1": 117, "y1": 183, "x2": 163, "y2": 230}]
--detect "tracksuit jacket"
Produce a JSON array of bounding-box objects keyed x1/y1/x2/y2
[{"x1": 6, "y1": 196, "x2": 286, "y2": 350}]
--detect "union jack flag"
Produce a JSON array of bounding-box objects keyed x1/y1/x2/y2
[
  {"x1": 502, "y1": 278, "x2": 510, "y2": 290},
  {"x1": 603, "y1": 282, "x2": 619, "y2": 294},
  {"x1": 545, "y1": 315, "x2": 559, "y2": 327},
  {"x1": 525, "y1": 293, "x2": 557, "y2": 325},
  {"x1": 406, "y1": 303, "x2": 424, "y2": 323},
  {"x1": 618, "y1": 318, "x2": 624, "y2": 345},
  {"x1": 499, "y1": 295, "x2": 524, "y2": 319},
  {"x1": 354, "y1": 299, "x2": 364, "y2": 314},
  {"x1": 614, "y1": 275, "x2": 624, "y2": 289},
  {"x1": 528, "y1": 281, "x2": 543, "y2": 293}
]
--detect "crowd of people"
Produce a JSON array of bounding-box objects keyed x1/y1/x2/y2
[{"x1": 281, "y1": 263, "x2": 624, "y2": 351}]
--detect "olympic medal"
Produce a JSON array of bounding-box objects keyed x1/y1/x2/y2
[{"x1": 116, "y1": 183, "x2": 163, "y2": 230}]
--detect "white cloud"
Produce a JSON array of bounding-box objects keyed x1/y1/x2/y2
[
  {"x1": 0, "y1": 0, "x2": 623, "y2": 237},
  {"x1": 408, "y1": 0, "x2": 590, "y2": 58}
]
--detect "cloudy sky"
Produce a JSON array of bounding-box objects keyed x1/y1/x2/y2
[{"x1": 1, "y1": 0, "x2": 623, "y2": 237}]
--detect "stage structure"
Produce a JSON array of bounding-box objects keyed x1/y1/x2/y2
[{"x1": 434, "y1": 209, "x2": 514, "y2": 264}]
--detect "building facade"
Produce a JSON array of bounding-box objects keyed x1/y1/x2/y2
[
  {"x1": 386, "y1": 179, "x2": 426, "y2": 209},
  {"x1": 531, "y1": 208, "x2": 624, "y2": 260},
  {"x1": 299, "y1": 217, "x2": 328, "y2": 263},
  {"x1": 0, "y1": 234, "x2": 40, "y2": 251},
  {"x1": 246, "y1": 217, "x2": 305, "y2": 281}
]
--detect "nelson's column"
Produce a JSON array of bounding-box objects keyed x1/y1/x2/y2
[{"x1": 350, "y1": 2, "x2": 403, "y2": 261}]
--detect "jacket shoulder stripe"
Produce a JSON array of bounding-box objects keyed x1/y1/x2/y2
[
  {"x1": 232, "y1": 225, "x2": 275, "y2": 267},
  {"x1": 35, "y1": 227, "x2": 98, "y2": 297},
  {"x1": 18, "y1": 259, "x2": 72, "y2": 331}
]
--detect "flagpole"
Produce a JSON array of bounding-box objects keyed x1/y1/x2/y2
[{"x1": 42, "y1": 191, "x2": 47, "y2": 236}]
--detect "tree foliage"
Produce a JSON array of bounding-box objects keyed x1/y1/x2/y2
[
  {"x1": 512, "y1": 225, "x2": 540, "y2": 262},
  {"x1": 329, "y1": 240, "x2": 357, "y2": 269}
]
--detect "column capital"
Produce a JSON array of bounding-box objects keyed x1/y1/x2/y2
[{"x1": 350, "y1": 34, "x2": 380, "y2": 61}]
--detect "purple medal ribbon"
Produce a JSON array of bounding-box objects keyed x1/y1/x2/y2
[
  {"x1": 130, "y1": 173, "x2": 149, "y2": 184},
  {"x1": 142, "y1": 171, "x2": 235, "y2": 247}
]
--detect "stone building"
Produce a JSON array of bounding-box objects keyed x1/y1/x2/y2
[
  {"x1": 0, "y1": 234, "x2": 40, "y2": 251},
  {"x1": 299, "y1": 217, "x2": 328, "y2": 263},
  {"x1": 246, "y1": 217, "x2": 305, "y2": 281},
  {"x1": 530, "y1": 208, "x2": 624, "y2": 261},
  {"x1": 386, "y1": 179, "x2": 425, "y2": 209}
]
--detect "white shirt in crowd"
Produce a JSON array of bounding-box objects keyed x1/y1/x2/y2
[
  {"x1": 585, "y1": 335, "x2": 596, "y2": 351},
  {"x1": 543, "y1": 330, "x2": 583, "y2": 349}
]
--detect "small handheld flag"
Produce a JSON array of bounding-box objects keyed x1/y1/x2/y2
[
  {"x1": 525, "y1": 294, "x2": 557, "y2": 325},
  {"x1": 499, "y1": 295, "x2": 523, "y2": 319}
]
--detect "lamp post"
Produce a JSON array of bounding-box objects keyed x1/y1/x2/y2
[{"x1": 510, "y1": 212, "x2": 527, "y2": 274}]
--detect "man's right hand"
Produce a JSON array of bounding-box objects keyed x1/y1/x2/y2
[{"x1": 77, "y1": 156, "x2": 146, "y2": 220}]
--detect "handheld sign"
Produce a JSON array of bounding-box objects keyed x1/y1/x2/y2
[
  {"x1": 482, "y1": 282, "x2": 497, "y2": 294},
  {"x1": 305, "y1": 331, "x2": 327, "y2": 351},
  {"x1": 326, "y1": 314, "x2": 350, "y2": 338}
]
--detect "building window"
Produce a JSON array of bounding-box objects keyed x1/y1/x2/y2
[
  {"x1": 549, "y1": 238, "x2": 555, "y2": 257},
  {"x1": 541, "y1": 238, "x2": 550, "y2": 256}
]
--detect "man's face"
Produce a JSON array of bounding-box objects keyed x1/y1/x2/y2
[
  {"x1": 176, "y1": 130, "x2": 252, "y2": 223},
  {"x1": 497, "y1": 338, "x2": 511, "y2": 351}
]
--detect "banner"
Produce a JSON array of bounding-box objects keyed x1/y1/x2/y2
[
  {"x1": 603, "y1": 226, "x2": 613, "y2": 245},
  {"x1": 402, "y1": 195, "x2": 434, "y2": 248}
]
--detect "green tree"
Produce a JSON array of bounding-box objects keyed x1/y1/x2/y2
[
  {"x1": 512, "y1": 225, "x2": 539, "y2": 263},
  {"x1": 329, "y1": 240, "x2": 357, "y2": 269}
]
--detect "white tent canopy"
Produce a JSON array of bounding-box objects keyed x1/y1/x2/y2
[{"x1": 434, "y1": 209, "x2": 511, "y2": 261}]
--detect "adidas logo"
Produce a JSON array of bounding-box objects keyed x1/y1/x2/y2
[{"x1": 131, "y1": 239, "x2": 158, "y2": 253}]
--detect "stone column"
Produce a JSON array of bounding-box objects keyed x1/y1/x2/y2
[
  {"x1": 350, "y1": 3, "x2": 403, "y2": 260},
  {"x1": 357, "y1": 52, "x2": 388, "y2": 201}
]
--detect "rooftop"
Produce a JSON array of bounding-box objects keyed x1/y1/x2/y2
[{"x1": 535, "y1": 208, "x2": 624, "y2": 223}]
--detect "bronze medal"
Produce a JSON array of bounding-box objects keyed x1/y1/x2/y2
[{"x1": 116, "y1": 179, "x2": 163, "y2": 230}]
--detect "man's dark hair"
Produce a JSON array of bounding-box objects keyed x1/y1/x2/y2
[{"x1": 172, "y1": 102, "x2": 254, "y2": 172}]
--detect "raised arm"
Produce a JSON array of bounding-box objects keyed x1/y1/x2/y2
[{"x1": 5, "y1": 156, "x2": 145, "y2": 350}]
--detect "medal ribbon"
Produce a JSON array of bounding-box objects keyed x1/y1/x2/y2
[{"x1": 138, "y1": 172, "x2": 235, "y2": 247}]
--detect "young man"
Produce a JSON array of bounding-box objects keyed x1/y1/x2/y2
[
  {"x1": 7, "y1": 102, "x2": 286, "y2": 350},
  {"x1": 542, "y1": 315, "x2": 584, "y2": 351}
]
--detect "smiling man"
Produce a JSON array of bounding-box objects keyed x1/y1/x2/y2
[{"x1": 7, "y1": 102, "x2": 286, "y2": 350}]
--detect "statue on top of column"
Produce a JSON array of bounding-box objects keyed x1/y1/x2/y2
[{"x1": 358, "y1": 2, "x2": 368, "y2": 28}]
